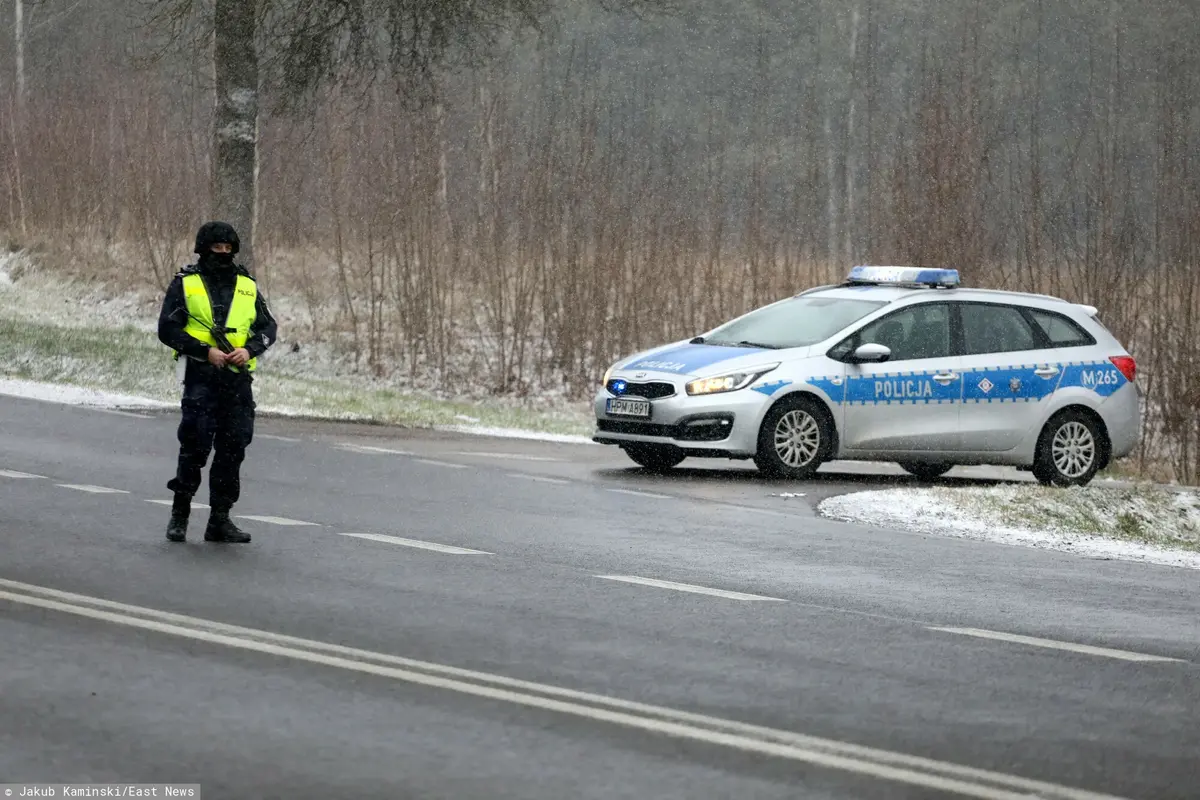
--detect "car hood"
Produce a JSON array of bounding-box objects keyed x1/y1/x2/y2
[{"x1": 614, "y1": 341, "x2": 809, "y2": 378}]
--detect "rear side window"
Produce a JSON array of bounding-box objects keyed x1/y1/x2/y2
[
  {"x1": 961, "y1": 304, "x2": 1037, "y2": 355},
  {"x1": 1027, "y1": 309, "x2": 1095, "y2": 347}
]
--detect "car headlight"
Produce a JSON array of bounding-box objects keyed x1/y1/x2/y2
[
  {"x1": 602, "y1": 364, "x2": 615, "y2": 386},
  {"x1": 686, "y1": 365, "x2": 779, "y2": 396}
]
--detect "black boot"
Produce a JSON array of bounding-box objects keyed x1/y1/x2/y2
[
  {"x1": 205, "y1": 509, "x2": 251, "y2": 543},
  {"x1": 165, "y1": 493, "x2": 191, "y2": 542}
]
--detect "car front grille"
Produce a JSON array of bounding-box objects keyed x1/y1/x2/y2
[
  {"x1": 597, "y1": 413, "x2": 734, "y2": 442},
  {"x1": 607, "y1": 380, "x2": 676, "y2": 400},
  {"x1": 597, "y1": 420, "x2": 676, "y2": 437}
]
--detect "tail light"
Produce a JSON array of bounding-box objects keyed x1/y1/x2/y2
[{"x1": 1110, "y1": 355, "x2": 1136, "y2": 382}]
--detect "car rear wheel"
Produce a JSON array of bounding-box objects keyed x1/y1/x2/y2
[
  {"x1": 754, "y1": 396, "x2": 832, "y2": 479},
  {"x1": 1032, "y1": 410, "x2": 1104, "y2": 487},
  {"x1": 623, "y1": 443, "x2": 686, "y2": 471},
  {"x1": 897, "y1": 461, "x2": 953, "y2": 480}
]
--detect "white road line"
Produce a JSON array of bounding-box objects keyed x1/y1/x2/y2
[
  {"x1": 456, "y1": 452, "x2": 563, "y2": 462},
  {"x1": 414, "y1": 459, "x2": 468, "y2": 470},
  {"x1": 0, "y1": 470, "x2": 45, "y2": 479},
  {"x1": 928, "y1": 627, "x2": 1185, "y2": 663},
  {"x1": 0, "y1": 579, "x2": 1130, "y2": 800},
  {"x1": 92, "y1": 409, "x2": 151, "y2": 419},
  {"x1": 507, "y1": 473, "x2": 569, "y2": 485},
  {"x1": 607, "y1": 488, "x2": 671, "y2": 500},
  {"x1": 145, "y1": 499, "x2": 210, "y2": 510},
  {"x1": 56, "y1": 484, "x2": 130, "y2": 494},
  {"x1": 339, "y1": 533, "x2": 491, "y2": 554},
  {"x1": 235, "y1": 515, "x2": 320, "y2": 527},
  {"x1": 597, "y1": 575, "x2": 788, "y2": 603},
  {"x1": 337, "y1": 444, "x2": 414, "y2": 455},
  {"x1": 742, "y1": 508, "x2": 797, "y2": 519},
  {"x1": 259, "y1": 434, "x2": 301, "y2": 442}
]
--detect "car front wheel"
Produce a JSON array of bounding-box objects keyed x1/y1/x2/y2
[
  {"x1": 753, "y1": 396, "x2": 832, "y2": 479},
  {"x1": 1032, "y1": 411, "x2": 1104, "y2": 487}
]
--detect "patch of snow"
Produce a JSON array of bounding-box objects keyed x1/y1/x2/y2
[
  {"x1": 819, "y1": 486, "x2": 1200, "y2": 570},
  {"x1": 0, "y1": 377, "x2": 174, "y2": 410},
  {"x1": 435, "y1": 424, "x2": 597, "y2": 446},
  {"x1": 770, "y1": 492, "x2": 807, "y2": 498}
]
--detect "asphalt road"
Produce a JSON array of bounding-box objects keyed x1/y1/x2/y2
[{"x1": 2, "y1": 394, "x2": 1198, "y2": 800}]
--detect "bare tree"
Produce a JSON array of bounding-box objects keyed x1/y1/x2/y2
[
  {"x1": 213, "y1": 0, "x2": 257, "y2": 265},
  {"x1": 144, "y1": 0, "x2": 673, "y2": 271}
]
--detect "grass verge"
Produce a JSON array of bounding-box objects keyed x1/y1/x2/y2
[
  {"x1": 941, "y1": 484, "x2": 1200, "y2": 553},
  {"x1": 0, "y1": 316, "x2": 596, "y2": 437}
]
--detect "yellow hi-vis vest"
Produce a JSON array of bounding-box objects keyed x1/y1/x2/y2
[{"x1": 180, "y1": 272, "x2": 259, "y2": 372}]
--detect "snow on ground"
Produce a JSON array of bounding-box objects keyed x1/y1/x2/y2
[
  {"x1": 819, "y1": 484, "x2": 1200, "y2": 570},
  {"x1": 434, "y1": 424, "x2": 597, "y2": 445},
  {"x1": 0, "y1": 377, "x2": 174, "y2": 410},
  {"x1": 0, "y1": 375, "x2": 599, "y2": 446}
]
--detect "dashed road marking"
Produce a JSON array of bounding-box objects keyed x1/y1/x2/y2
[
  {"x1": 235, "y1": 515, "x2": 320, "y2": 527},
  {"x1": 414, "y1": 459, "x2": 469, "y2": 469},
  {"x1": 93, "y1": 409, "x2": 152, "y2": 419},
  {"x1": 596, "y1": 575, "x2": 788, "y2": 603},
  {"x1": 339, "y1": 533, "x2": 491, "y2": 554},
  {"x1": 145, "y1": 499, "x2": 210, "y2": 510},
  {"x1": 607, "y1": 488, "x2": 670, "y2": 500},
  {"x1": 56, "y1": 484, "x2": 130, "y2": 494},
  {"x1": 0, "y1": 578, "x2": 1132, "y2": 800},
  {"x1": 337, "y1": 444, "x2": 414, "y2": 455},
  {"x1": 928, "y1": 627, "x2": 1186, "y2": 663},
  {"x1": 743, "y1": 508, "x2": 800, "y2": 519},
  {"x1": 507, "y1": 473, "x2": 569, "y2": 485},
  {"x1": 259, "y1": 434, "x2": 301, "y2": 442},
  {"x1": 456, "y1": 452, "x2": 563, "y2": 462},
  {"x1": 0, "y1": 470, "x2": 45, "y2": 479}
]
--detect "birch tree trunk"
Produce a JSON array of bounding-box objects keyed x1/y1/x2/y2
[
  {"x1": 15, "y1": 0, "x2": 25, "y2": 107},
  {"x1": 213, "y1": 0, "x2": 259, "y2": 268}
]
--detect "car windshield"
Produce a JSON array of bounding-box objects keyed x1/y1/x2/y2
[{"x1": 701, "y1": 295, "x2": 887, "y2": 350}]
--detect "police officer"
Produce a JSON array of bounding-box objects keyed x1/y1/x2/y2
[{"x1": 157, "y1": 221, "x2": 277, "y2": 542}]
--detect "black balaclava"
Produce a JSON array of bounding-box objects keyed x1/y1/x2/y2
[{"x1": 193, "y1": 221, "x2": 240, "y2": 269}]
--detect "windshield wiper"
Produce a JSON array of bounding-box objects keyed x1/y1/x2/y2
[{"x1": 734, "y1": 340, "x2": 782, "y2": 349}]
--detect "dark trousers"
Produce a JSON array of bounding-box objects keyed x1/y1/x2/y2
[{"x1": 167, "y1": 368, "x2": 256, "y2": 512}]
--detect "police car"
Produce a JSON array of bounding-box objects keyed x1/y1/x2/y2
[{"x1": 593, "y1": 266, "x2": 1140, "y2": 486}]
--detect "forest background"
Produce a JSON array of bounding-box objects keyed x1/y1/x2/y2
[{"x1": 1, "y1": 0, "x2": 1198, "y2": 481}]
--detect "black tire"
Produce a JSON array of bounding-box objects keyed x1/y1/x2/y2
[
  {"x1": 898, "y1": 461, "x2": 954, "y2": 480},
  {"x1": 753, "y1": 395, "x2": 833, "y2": 479},
  {"x1": 623, "y1": 443, "x2": 686, "y2": 471},
  {"x1": 1032, "y1": 410, "x2": 1105, "y2": 487}
]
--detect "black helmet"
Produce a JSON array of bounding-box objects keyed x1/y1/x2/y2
[{"x1": 194, "y1": 221, "x2": 240, "y2": 255}]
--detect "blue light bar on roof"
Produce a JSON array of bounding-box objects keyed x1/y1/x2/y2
[{"x1": 846, "y1": 265, "x2": 959, "y2": 287}]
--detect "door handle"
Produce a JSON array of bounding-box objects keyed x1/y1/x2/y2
[
  {"x1": 932, "y1": 372, "x2": 959, "y2": 383},
  {"x1": 1034, "y1": 366, "x2": 1059, "y2": 378}
]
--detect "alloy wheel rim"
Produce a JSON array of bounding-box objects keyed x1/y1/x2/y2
[
  {"x1": 774, "y1": 410, "x2": 820, "y2": 467},
  {"x1": 1052, "y1": 421, "x2": 1095, "y2": 478}
]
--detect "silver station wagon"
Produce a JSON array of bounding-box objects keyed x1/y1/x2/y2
[{"x1": 593, "y1": 266, "x2": 1140, "y2": 486}]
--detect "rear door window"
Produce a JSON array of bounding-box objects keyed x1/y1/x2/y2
[{"x1": 960, "y1": 304, "x2": 1038, "y2": 355}]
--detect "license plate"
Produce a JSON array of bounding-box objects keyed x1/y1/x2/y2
[{"x1": 606, "y1": 397, "x2": 651, "y2": 418}]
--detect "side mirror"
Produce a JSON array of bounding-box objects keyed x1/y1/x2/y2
[{"x1": 852, "y1": 343, "x2": 891, "y2": 363}]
